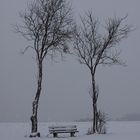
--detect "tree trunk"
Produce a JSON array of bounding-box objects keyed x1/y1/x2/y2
[
  {"x1": 91, "y1": 74, "x2": 97, "y2": 134},
  {"x1": 92, "y1": 102, "x2": 97, "y2": 133},
  {"x1": 30, "y1": 61, "x2": 42, "y2": 137}
]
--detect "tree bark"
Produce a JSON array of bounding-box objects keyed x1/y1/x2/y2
[
  {"x1": 30, "y1": 61, "x2": 43, "y2": 137},
  {"x1": 91, "y1": 73, "x2": 97, "y2": 134}
]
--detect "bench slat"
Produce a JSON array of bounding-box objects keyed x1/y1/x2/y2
[
  {"x1": 49, "y1": 125, "x2": 77, "y2": 129},
  {"x1": 49, "y1": 130, "x2": 79, "y2": 134},
  {"x1": 49, "y1": 128, "x2": 78, "y2": 131}
]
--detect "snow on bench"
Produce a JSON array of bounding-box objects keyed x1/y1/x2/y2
[{"x1": 49, "y1": 125, "x2": 79, "y2": 137}]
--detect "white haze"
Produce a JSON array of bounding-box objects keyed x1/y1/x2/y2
[{"x1": 0, "y1": 0, "x2": 140, "y2": 122}]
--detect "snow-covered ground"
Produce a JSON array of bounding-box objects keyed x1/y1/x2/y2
[{"x1": 0, "y1": 121, "x2": 140, "y2": 140}]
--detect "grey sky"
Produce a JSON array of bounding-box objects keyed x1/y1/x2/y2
[{"x1": 0, "y1": 0, "x2": 140, "y2": 122}]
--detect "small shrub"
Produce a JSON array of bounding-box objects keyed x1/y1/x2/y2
[{"x1": 96, "y1": 110, "x2": 107, "y2": 134}]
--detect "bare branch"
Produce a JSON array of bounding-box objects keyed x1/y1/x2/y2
[
  {"x1": 20, "y1": 45, "x2": 34, "y2": 54},
  {"x1": 16, "y1": 0, "x2": 74, "y2": 62}
]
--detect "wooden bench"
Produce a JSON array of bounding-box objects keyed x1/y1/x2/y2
[{"x1": 49, "y1": 125, "x2": 79, "y2": 137}]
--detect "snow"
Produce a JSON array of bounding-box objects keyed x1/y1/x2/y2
[{"x1": 0, "y1": 121, "x2": 140, "y2": 140}]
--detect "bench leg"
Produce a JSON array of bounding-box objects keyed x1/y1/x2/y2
[
  {"x1": 53, "y1": 133, "x2": 58, "y2": 138},
  {"x1": 70, "y1": 132, "x2": 75, "y2": 137}
]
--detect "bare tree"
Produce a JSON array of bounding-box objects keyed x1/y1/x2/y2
[
  {"x1": 73, "y1": 12, "x2": 131, "y2": 134},
  {"x1": 15, "y1": 0, "x2": 74, "y2": 137}
]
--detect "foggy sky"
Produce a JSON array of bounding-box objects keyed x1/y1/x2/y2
[{"x1": 0, "y1": 0, "x2": 140, "y2": 122}]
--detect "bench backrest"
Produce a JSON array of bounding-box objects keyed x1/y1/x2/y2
[{"x1": 49, "y1": 125, "x2": 77, "y2": 133}]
